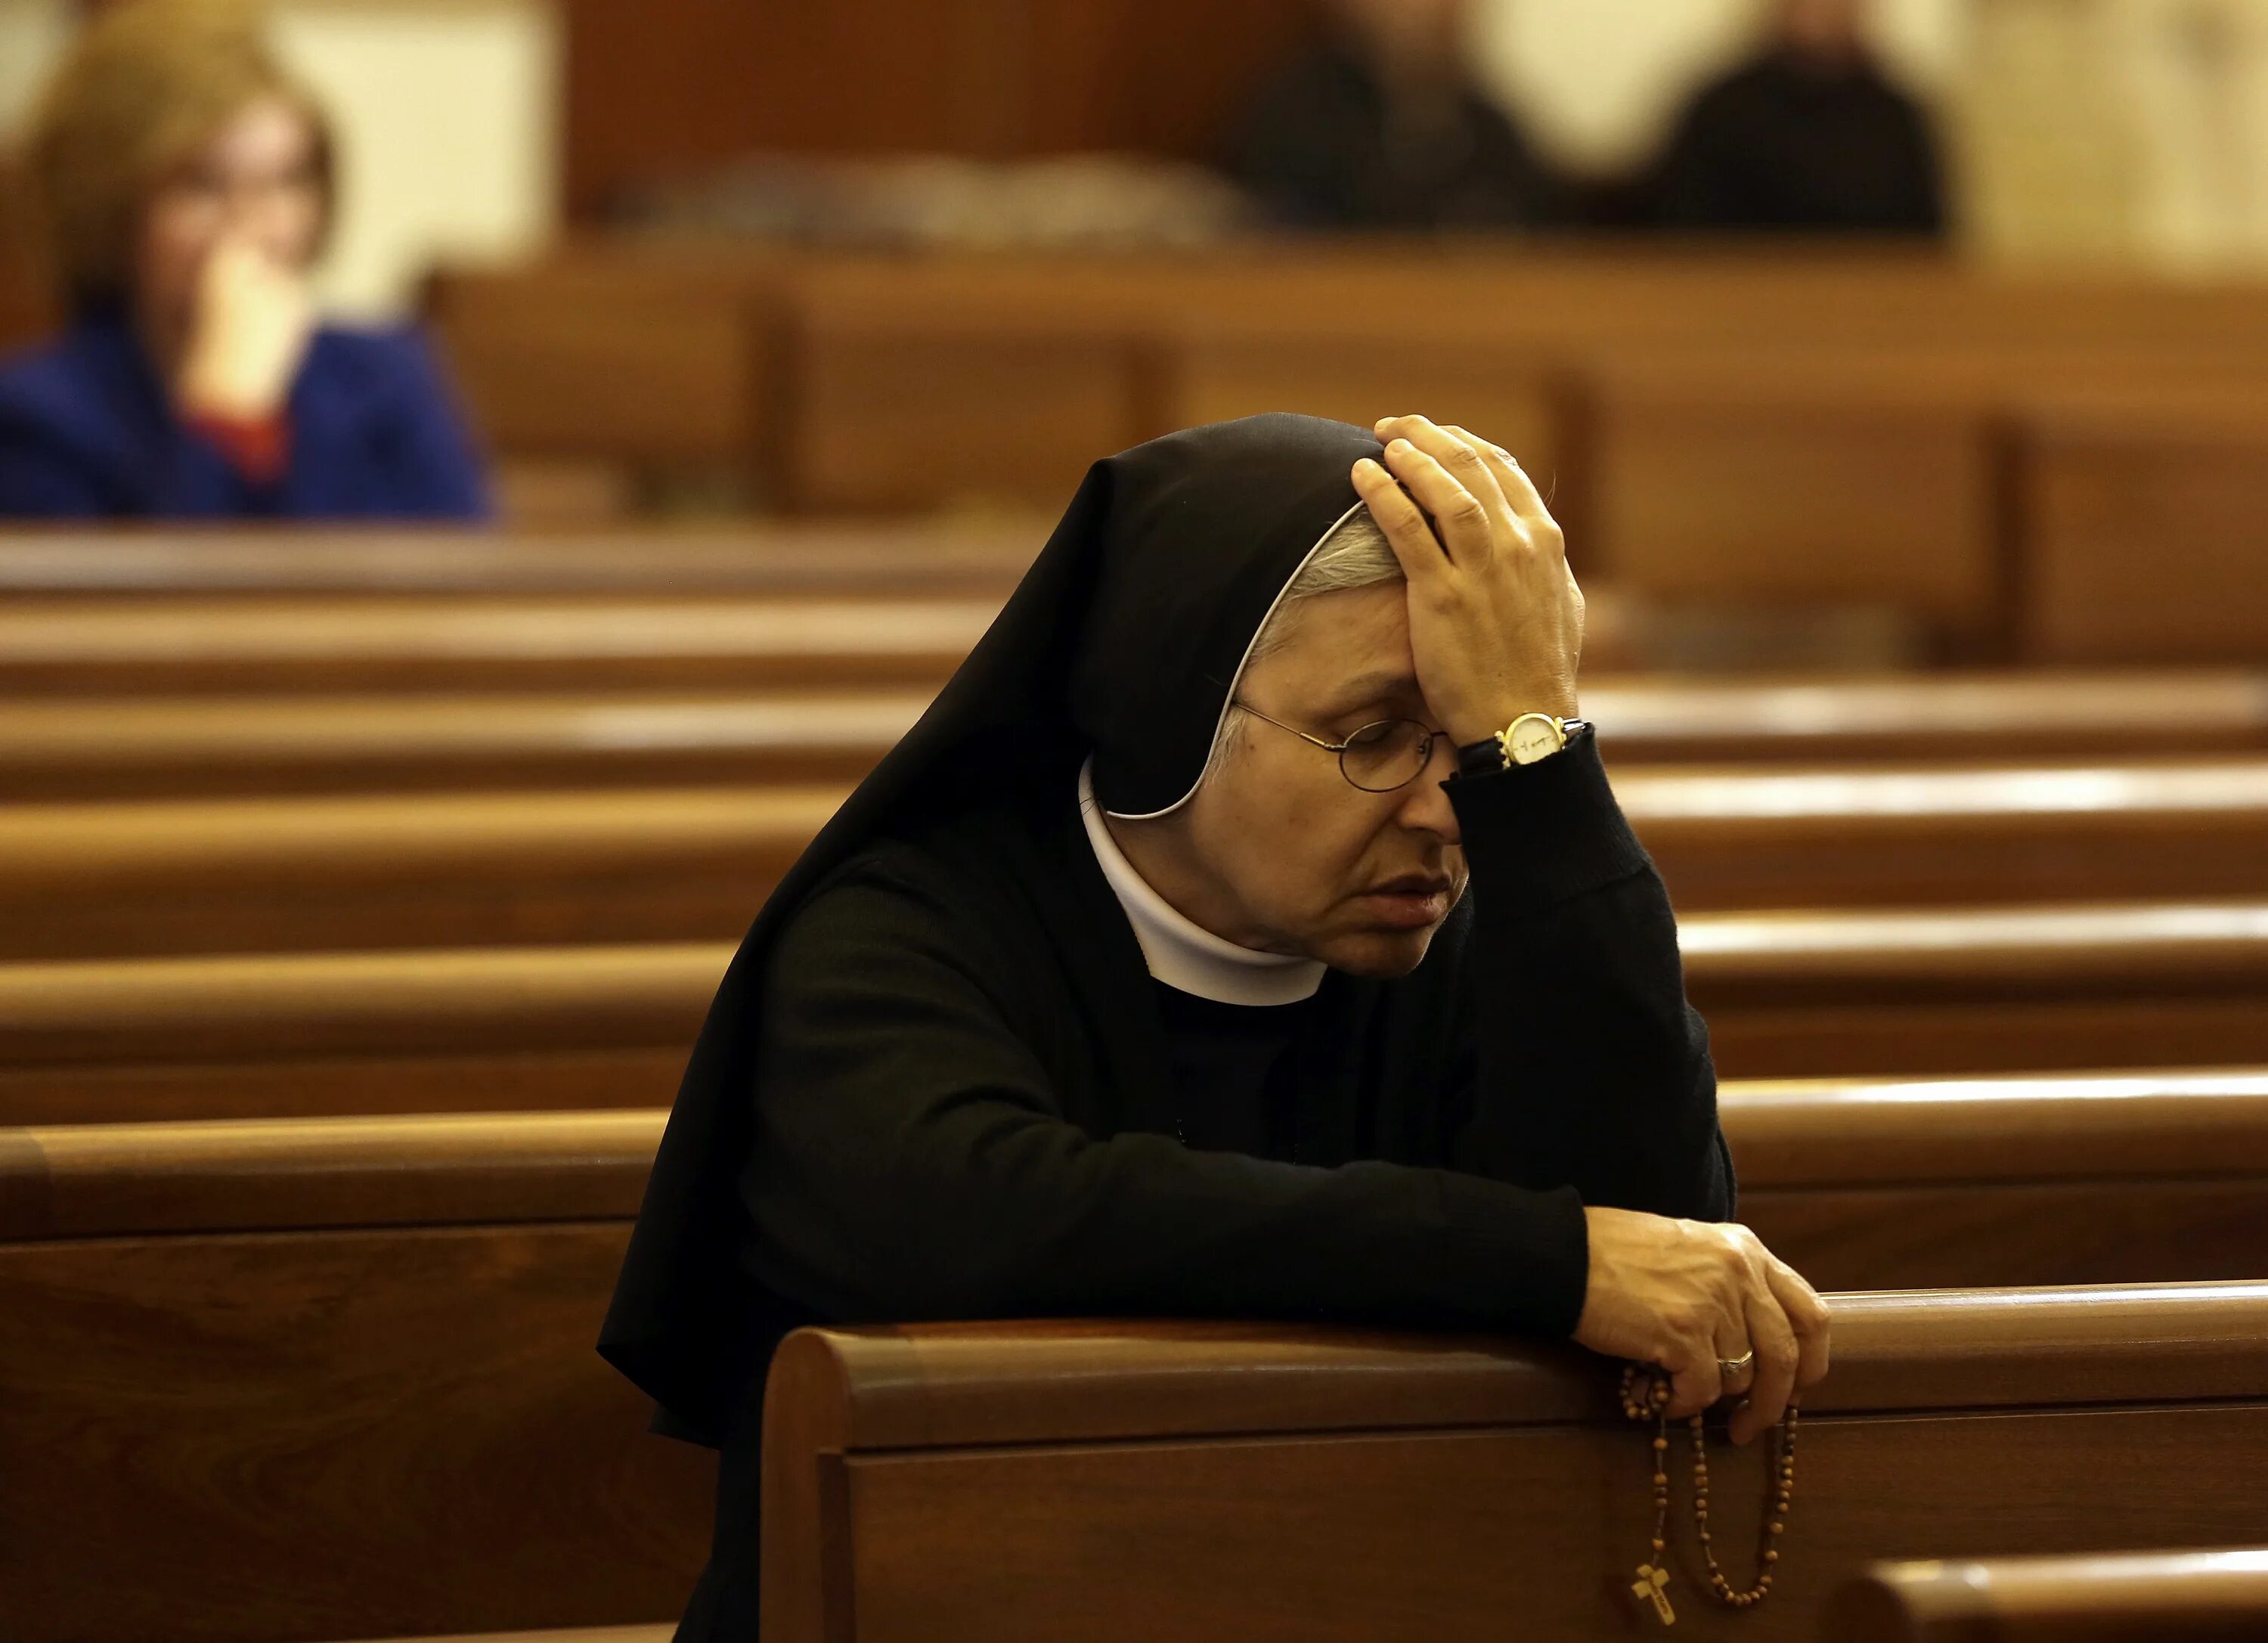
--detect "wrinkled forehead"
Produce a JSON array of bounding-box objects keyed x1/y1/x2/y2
[{"x1": 1242, "y1": 583, "x2": 1421, "y2": 713}]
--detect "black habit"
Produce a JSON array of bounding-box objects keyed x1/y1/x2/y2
[{"x1": 600, "y1": 414, "x2": 1734, "y2": 1640}]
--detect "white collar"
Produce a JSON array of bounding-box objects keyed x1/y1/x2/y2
[{"x1": 1079, "y1": 758, "x2": 1326, "y2": 1006}]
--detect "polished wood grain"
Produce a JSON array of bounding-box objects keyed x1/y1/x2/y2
[
  {"x1": 0, "y1": 523, "x2": 1037, "y2": 598},
  {"x1": 2018, "y1": 395, "x2": 2268, "y2": 665},
  {"x1": 0, "y1": 786, "x2": 835, "y2": 959},
  {"x1": 0, "y1": 690, "x2": 928, "y2": 798},
  {"x1": 8, "y1": 1068, "x2": 2266, "y2": 1289},
  {"x1": 761, "y1": 1288, "x2": 2268, "y2": 1641},
  {"x1": 0, "y1": 594, "x2": 995, "y2": 695},
  {"x1": 0, "y1": 944, "x2": 720, "y2": 1122},
  {"x1": 1688, "y1": 901, "x2": 2268, "y2": 1076},
  {"x1": 333, "y1": 1631, "x2": 672, "y2": 1643},
  {"x1": 332, "y1": 1631, "x2": 673, "y2": 1643},
  {"x1": 5, "y1": 902, "x2": 2266, "y2": 1121},
  {"x1": 1726, "y1": 1070, "x2": 2268, "y2": 1288},
  {"x1": 1829, "y1": 1548, "x2": 2268, "y2": 1641},
  {"x1": 0, "y1": 1220, "x2": 711, "y2": 1643},
  {"x1": 1625, "y1": 755, "x2": 2268, "y2": 908},
  {"x1": 14, "y1": 671, "x2": 2265, "y2": 801},
  {"x1": 14, "y1": 758, "x2": 2268, "y2": 956},
  {"x1": 0, "y1": 1109, "x2": 660, "y2": 1238}
]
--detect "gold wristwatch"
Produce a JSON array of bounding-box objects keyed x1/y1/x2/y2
[{"x1": 1455, "y1": 713, "x2": 1588, "y2": 778}]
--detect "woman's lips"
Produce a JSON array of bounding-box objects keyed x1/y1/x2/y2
[{"x1": 1359, "y1": 883, "x2": 1455, "y2": 928}]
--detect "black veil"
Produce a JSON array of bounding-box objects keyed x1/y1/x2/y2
[{"x1": 600, "y1": 413, "x2": 1387, "y2": 1440}]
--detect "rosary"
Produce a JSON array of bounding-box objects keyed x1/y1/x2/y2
[{"x1": 1619, "y1": 1362, "x2": 1801, "y2": 1626}]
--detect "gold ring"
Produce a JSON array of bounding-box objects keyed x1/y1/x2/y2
[{"x1": 1718, "y1": 1350, "x2": 1755, "y2": 1378}]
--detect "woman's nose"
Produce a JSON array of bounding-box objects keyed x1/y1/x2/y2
[{"x1": 1396, "y1": 736, "x2": 1463, "y2": 840}]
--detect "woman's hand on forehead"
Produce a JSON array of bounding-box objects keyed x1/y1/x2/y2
[{"x1": 1350, "y1": 414, "x2": 1584, "y2": 746}]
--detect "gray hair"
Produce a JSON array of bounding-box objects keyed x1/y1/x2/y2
[{"x1": 1198, "y1": 506, "x2": 1405, "y2": 783}]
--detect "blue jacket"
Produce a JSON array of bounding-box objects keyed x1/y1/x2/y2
[{"x1": 0, "y1": 308, "x2": 491, "y2": 519}]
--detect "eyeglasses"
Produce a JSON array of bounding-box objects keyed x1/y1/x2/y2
[{"x1": 1234, "y1": 702, "x2": 1449, "y2": 793}]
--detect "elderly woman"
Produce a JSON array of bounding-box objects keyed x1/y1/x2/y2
[
  {"x1": 0, "y1": 0, "x2": 487, "y2": 518},
  {"x1": 606, "y1": 412, "x2": 1830, "y2": 1639}
]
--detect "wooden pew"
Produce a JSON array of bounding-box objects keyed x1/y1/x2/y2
[
  {"x1": 10, "y1": 671, "x2": 2265, "y2": 801},
  {"x1": 0, "y1": 1111, "x2": 708, "y2": 1643},
  {"x1": 1724, "y1": 1069, "x2": 2268, "y2": 1288},
  {"x1": 0, "y1": 945, "x2": 722, "y2": 1124},
  {"x1": 424, "y1": 249, "x2": 793, "y2": 507},
  {"x1": 2015, "y1": 393, "x2": 2268, "y2": 667},
  {"x1": 1689, "y1": 900, "x2": 2268, "y2": 1077},
  {"x1": 756, "y1": 1289, "x2": 2268, "y2": 1641},
  {"x1": 7, "y1": 1099, "x2": 2263, "y2": 1642},
  {"x1": 12, "y1": 1067, "x2": 2264, "y2": 1288},
  {"x1": 3, "y1": 908, "x2": 2263, "y2": 1082},
  {"x1": 0, "y1": 523, "x2": 1039, "y2": 599},
  {"x1": 0, "y1": 690, "x2": 927, "y2": 799},
  {"x1": 1827, "y1": 1548, "x2": 2268, "y2": 1642},
  {"x1": 336, "y1": 1632, "x2": 671, "y2": 1643},
  {"x1": 12, "y1": 760, "x2": 2268, "y2": 957},
  {"x1": 0, "y1": 594, "x2": 994, "y2": 695},
  {"x1": 1619, "y1": 756, "x2": 2268, "y2": 910},
  {"x1": 339, "y1": 1632, "x2": 671, "y2": 1643}
]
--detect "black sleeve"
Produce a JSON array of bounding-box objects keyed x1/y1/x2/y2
[
  {"x1": 1442, "y1": 729, "x2": 1737, "y2": 1223},
  {"x1": 737, "y1": 868, "x2": 1594, "y2": 1337}
]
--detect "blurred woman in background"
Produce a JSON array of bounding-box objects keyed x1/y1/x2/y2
[{"x1": 0, "y1": 0, "x2": 488, "y2": 519}]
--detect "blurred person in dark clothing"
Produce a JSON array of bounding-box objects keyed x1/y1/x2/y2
[
  {"x1": 1652, "y1": 0, "x2": 1944, "y2": 235},
  {"x1": 1227, "y1": 0, "x2": 1559, "y2": 231},
  {"x1": 0, "y1": 0, "x2": 489, "y2": 519}
]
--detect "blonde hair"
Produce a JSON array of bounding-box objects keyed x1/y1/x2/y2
[{"x1": 24, "y1": 0, "x2": 333, "y2": 315}]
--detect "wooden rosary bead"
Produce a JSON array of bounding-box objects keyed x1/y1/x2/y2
[{"x1": 1621, "y1": 1363, "x2": 1801, "y2": 1621}]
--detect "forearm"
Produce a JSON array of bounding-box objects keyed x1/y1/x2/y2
[
  {"x1": 748, "y1": 1094, "x2": 1591, "y2": 1335},
  {"x1": 1445, "y1": 731, "x2": 1734, "y2": 1220}
]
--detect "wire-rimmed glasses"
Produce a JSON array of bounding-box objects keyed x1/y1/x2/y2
[{"x1": 1235, "y1": 702, "x2": 1449, "y2": 792}]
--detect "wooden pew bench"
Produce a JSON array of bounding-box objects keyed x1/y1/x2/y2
[
  {"x1": 1724, "y1": 1069, "x2": 2268, "y2": 1288},
  {"x1": 2015, "y1": 394, "x2": 2268, "y2": 667},
  {"x1": 2, "y1": 903, "x2": 2263, "y2": 1115},
  {"x1": 12, "y1": 1067, "x2": 2265, "y2": 1286},
  {"x1": 1688, "y1": 900, "x2": 2268, "y2": 1076},
  {"x1": 7, "y1": 1099, "x2": 2264, "y2": 1642},
  {"x1": 0, "y1": 1111, "x2": 710, "y2": 1643},
  {"x1": 1828, "y1": 1548, "x2": 2268, "y2": 1641},
  {"x1": 11, "y1": 761, "x2": 2268, "y2": 957},
  {"x1": 0, "y1": 690, "x2": 928, "y2": 799},
  {"x1": 0, "y1": 523, "x2": 1039, "y2": 600},
  {"x1": 0, "y1": 944, "x2": 723, "y2": 1124},
  {"x1": 0, "y1": 594, "x2": 996, "y2": 695},
  {"x1": 8, "y1": 671, "x2": 2266, "y2": 802},
  {"x1": 756, "y1": 1288, "x2": 2268, "y2": 1641},
  {"x1": 1620, "y1": 756, "x2": 2268, "y2": 910}
]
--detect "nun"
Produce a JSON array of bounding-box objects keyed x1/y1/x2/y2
[{"x1": 604, "y1": 412, "x2": 1831, "y2": 1638}]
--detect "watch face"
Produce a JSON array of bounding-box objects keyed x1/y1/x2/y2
[{"x1": 1507, "y1": 716, "x2": 1563, "y2": 764}]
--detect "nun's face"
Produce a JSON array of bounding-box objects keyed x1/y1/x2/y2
[{"x1": 1120, "y1": 582, "x2": 1464, "y2": 978}]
